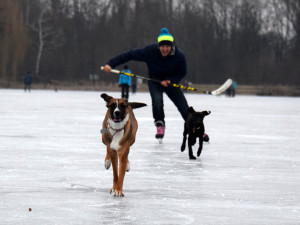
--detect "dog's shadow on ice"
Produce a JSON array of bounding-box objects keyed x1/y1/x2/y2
[
  {"x1": 68, "y1": 183, "x2": 146, "y2": 197},
  {"x1": 68, "y1": 183, "x2": 109, "y2": 193}
]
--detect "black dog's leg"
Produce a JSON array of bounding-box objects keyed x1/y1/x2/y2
[
  {"x1": 197, "y1": 135, "x2": 203, "y2": 157},
  {"x1": 191, "y1": 136, "x2": 196, "y2": 146},
  {"x1": 181, "y1": 130, "x2": 188, "y2": 152},
  {"x1": 188, "y1": 135, "x2": 196, "y2": 160}
]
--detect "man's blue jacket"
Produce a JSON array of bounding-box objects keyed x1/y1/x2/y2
[{"x1": 107, "y1": 44, "x2": 187, "y2": 84}]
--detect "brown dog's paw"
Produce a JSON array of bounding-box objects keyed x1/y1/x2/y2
[
  {"x1": 104, "y1": 159, "x2": 111, "y2": 170},
  {"x1": 110, "y1": 188, "x2": 115, "y2": 194},
  {"x1": 126, "y1": 161, "x2": 130, "y2": 172},
  {"x1": 114, "y1": 190, "x2": 124, "y2": 197}
]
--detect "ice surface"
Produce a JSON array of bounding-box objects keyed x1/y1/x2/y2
[{"x1": 1, "y1": 89, "x2": 300, "y2": 225}]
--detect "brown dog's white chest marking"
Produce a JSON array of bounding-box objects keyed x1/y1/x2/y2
[{"x1": 107, "y1": 114, "x2": 129, "y2": 150}]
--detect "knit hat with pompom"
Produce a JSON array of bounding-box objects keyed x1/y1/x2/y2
[{"x1": 157, "y1": 28, "x2": 174, "y2": 46}]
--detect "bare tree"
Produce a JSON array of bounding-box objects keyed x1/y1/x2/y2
[
  {"x1": 34, "y1": 7, "x2": 47, "y2": 78},
  {"x1": 26, "y1": 0, "x2": 63, "y2": 79}
]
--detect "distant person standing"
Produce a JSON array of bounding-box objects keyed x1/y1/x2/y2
[
  {"x1": 24, "y1": 71, "x2": 32, "y2": 92},
  {"x1": 226, "y1": 86, "x2": 231, "y2": 97},
  {"x1": 231, "y1": 81, "x2": 237, "y2": 97},
  {"x1": 119, "y1": 65, "x2": 132, "y2": 100},
  {"x1": 226, "y1": 81, "x2": 237, "y2": 97},
  {"x1": 131, "y1": 76, "x2": 137, "y2": 94}
]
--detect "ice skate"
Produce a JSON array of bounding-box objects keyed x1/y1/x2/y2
[{"x1": 155, "y1": 121, "x2": 165, "y2": 144}]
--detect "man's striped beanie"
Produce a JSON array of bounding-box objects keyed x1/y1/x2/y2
[{"x1": 157, "y1": 28, "x2": 174, "y2": 46}]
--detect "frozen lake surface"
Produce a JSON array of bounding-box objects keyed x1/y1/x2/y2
[{"x1": 1, "y1": 89, "x2": 300, "y2": 225}]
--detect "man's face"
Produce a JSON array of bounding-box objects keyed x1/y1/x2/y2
[{"x1": 159, "y1": 45, "x2": 172, "y2": 57}]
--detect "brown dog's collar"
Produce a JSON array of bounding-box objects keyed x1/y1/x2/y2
[
  {"x1": 108, "y1": 124, "x2": 124, "y2": 137},
  {"x1": 106, "y1": 114, "x2": 129, "y2": 137}
]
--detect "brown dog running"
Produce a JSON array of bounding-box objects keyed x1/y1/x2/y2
[{"x1": 100, "y1": 93, "x2": 146, "y2": 197}]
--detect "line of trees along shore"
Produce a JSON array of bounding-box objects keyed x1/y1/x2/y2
[{"x1": 1, "y1": 0, "x2": 300, "y2": 86}]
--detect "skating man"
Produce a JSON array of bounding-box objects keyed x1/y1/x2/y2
[{"x1": 102, "y1": 28, "x2": 208, "y2": 142}]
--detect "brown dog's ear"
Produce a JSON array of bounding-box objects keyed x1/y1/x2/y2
[
  {"x1": 187, "y1": 107, "x2": 195, "y2": 113},
  {"x1": 100, "y1": 93, "x2": 113, "y2": 103},
  {"x1": 129, "y1": 102, "x2": 147, "y2": 109},
  {"x1": 100, "y1": 93, "x2": 113, "y2": 108}
]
